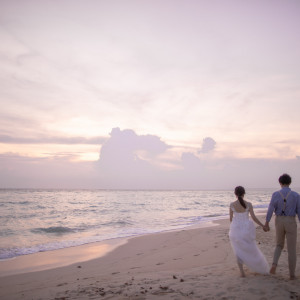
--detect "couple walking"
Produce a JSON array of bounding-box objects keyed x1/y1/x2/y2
[{"x1": 229, "y1": 173, "x2": 300, "y2": 279}]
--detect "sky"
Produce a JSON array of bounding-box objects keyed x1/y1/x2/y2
[{"x1": 0, "y1": 0, "x2": 300, "y2": 190}]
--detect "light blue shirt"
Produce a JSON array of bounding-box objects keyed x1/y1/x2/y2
[{"x1": 266, "y1": 187, "x2": 300, "y2": 222}]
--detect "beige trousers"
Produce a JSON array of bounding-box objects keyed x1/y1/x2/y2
[{"x1": 273, "y1": 216, "x2": 297, "y2": 277}]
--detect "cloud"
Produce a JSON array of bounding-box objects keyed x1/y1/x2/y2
[
  {"x1": 181, "y1": 152, "x2": 202, "y2": 169},
  {"x1": 97, "y1": 128, "x2": 170, "y2": 179},
  {"x1": 1, "y1": 128, "x2": 300, "y2": 190},
  {"x1": 0, "y1": 135, "x2": 106, "y2": 145},
  {"x1": 198, "y1": 137, "x2": 216, "y2": 153},
  {"x1": 0, "y1": 153, "x2": 98, "y2": 189}
]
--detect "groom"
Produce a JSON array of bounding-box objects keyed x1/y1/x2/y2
[{"x1": 265, "y1": 173, "x2": 300, "y2": 280}]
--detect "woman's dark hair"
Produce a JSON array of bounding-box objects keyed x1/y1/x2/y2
[
  {"x1": 234, "y1": 186, "x2": 246, "y2": 208},
  {"x1": 278, "y1": 173, "x2": 292, "y2": 185}
]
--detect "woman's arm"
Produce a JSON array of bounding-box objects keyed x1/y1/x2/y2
[
  {"x1": 248, "y1": 202, "x2": 264, "y2": 227},
  {"x1": 229, "y1": 205, "x2": 233, "y2": 222}
]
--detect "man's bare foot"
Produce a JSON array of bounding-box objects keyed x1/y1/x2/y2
[
  {"x1": 270, "y1": 264, "x2": 277, "y2": 274},
  {"x1": 290, "y1": 276, "x2": 296, "y2": 280}
]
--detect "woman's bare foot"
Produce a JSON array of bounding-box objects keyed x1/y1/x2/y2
[
  {"x1": 238, "y1": 262, "x2": 246, "y2": 277},
  {"x1": 270, "y1": 264, "x2": 277, "y2": 274}
]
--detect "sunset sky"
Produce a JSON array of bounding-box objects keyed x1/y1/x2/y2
[{"x1": 1, "y1": 0, "x2": 300, "y2": 189}]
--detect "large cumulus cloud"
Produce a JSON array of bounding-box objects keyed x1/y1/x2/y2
[{"x1": 96, "y1": 128, "x2": 170, "y2": 187}]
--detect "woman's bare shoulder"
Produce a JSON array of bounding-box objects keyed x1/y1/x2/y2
[
  {"x1": 245, "y1": 201, "x2": 253, "y2": 208},
  {"x1": 230, "y1": 200, "x2": 239, "y2": 208}
]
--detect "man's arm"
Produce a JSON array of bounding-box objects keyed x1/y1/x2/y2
[
  {"x1": 265, "y1": 194, "x2": 276, "y2": 231},
  {"x1": 266, "y1": 199, "x2": 275, "y2": 222},
  {"x1": 296, "y1": 193, "x2": 300, "y2": 222}
]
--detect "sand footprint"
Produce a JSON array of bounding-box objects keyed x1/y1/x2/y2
[{"x1": 56, "y1": 283, "x2": 68, "y2": 287}]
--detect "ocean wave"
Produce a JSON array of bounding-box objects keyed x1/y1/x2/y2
[
  {"x1": 204, "y1": 213, "x2": 223, "y2": 218},
  {"x1": 35, "y1": 205, "x2": 46, "y2": 209},
  {"x1": 102, "y1": 220, "x2": 133, "y2": 227},
  {"x1": 253, "y1": 204, "x2": 268, "y2": 209},
  {"x1": 0, "y1": 235, "x2": 119, "y2": 260},
  {"x1": 21, "y1": 213, "x2": 38, "y2": 219},
  {"x1": 0, "y1": 229, "x2": 15, "y2": 237},
  {"x1": 31, "y1": 226, "x2": 74, "y2": 234},
  {"x1": 4, "y1": 201, "x2": 31, "y2": 205},
  {"x1": 19, "y1": 201, "x2": 31, "y2": 205}
]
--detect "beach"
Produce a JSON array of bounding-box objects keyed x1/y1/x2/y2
[{"x1": 1, "y1": 218, "x2": 300, "y2": 300}]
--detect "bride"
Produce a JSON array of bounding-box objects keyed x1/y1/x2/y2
[{"x1": 229, "y1": 186, "x2": 269, "y2": 277}]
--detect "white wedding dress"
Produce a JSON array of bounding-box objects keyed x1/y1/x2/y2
[{"x1": 229, "y1": 204, "x2": 269, "y2": 274}]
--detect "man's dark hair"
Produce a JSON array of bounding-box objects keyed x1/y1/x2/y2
[{"x1": 278, "y1": 173, "x2": 292, "y2": 185}]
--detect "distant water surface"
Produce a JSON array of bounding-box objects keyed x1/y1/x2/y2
[{"x1": 0, "y1": 189, "x2": 279, "y2": 260}]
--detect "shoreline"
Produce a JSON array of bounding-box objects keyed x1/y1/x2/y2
[
  {"x1": 0, "y1": 212, "x2": 267, "y2": 277},
  {"x1": 1, "y1": 215, "x2": 299, "y2": 299},
  {"x1": 0, "y1": 218, "x2": 219, "y2": 277},
  {"x1": 0, "y1": 238, "x2": 128, "y2": 277}
]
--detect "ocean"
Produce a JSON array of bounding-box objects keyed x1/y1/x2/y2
[{"x1": 0, "y1": 188, "x2": 279, "y2": 261}]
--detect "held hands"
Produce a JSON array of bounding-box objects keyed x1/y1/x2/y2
[
  {"x1": 262, "y1": 223, "x2": 270, "y2": 232},
  {"x1": 262, "y1": 225, "x2": 269, "y2": 232}
]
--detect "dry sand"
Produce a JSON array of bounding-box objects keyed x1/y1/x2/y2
[{"x1": 1, "y1": 217, "x2": 300, "y2": 300}]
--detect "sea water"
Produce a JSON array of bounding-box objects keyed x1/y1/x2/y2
[{"x1": 0, "y1": 189, "x2": 278, "y2": 260}]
